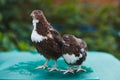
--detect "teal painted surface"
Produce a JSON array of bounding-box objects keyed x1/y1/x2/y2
[{"x1": 0, "y1": 51, "x2": 120, "y2": 80}]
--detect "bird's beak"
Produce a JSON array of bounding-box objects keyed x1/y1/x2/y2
[
  {"x1": 30, "y1": 13, "x2": 33, "y2": 17},
  {"x1": 30, "y1": 13, "x2": 35, "y2": 19},
  {"x1": 30, "y1": 11, "x2": 35, "y2": 16}
]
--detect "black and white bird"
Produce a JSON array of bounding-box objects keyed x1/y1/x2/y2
[
  {"x1": 30, "y1": 10, "x2": 64, "y2": 71},
  {"x1": 61, "y1": 34, "x2": 87, "y2": 74}
]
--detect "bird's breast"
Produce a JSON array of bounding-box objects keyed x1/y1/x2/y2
[{"x1": 31, "y1": 30, "x2": 48, "y2": 43}]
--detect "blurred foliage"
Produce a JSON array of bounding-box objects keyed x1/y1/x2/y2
[{"x1": 0, "y1": 0, "x2": 120, "y2": 59}]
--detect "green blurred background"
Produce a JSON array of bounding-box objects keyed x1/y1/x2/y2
[{"x1": 0, "y1": 0, "x2": 120, "y2": 59}]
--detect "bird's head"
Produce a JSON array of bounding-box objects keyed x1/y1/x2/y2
[{"x1": 30, "y1": 10, "x2": 44, "y2": 20}]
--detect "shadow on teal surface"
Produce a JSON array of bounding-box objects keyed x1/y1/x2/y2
[
  {"x1": 0, "y1": 51, "x2": 99, "y2": 80},
  {"x1": 0, "y1": 61, "x2": 98, "y2": 80}
]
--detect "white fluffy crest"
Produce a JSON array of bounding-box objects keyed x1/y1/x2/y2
[
  {"x1": 63, "y1": 53, "x2": 83, "y2": 64},
  {"x1": 31, "y1": 19, "x2": 48, "y2": 43}
]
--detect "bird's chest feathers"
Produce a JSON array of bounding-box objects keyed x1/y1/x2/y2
[
  {"x1": 32, "y1": 19, "x2": 39, "y2": 27},
  {"x1": 63, "y1": 53, "x2": 83, "y2": 64},
  {"x1": 31, "y1": 30, "x2": 48, "y2": 43},
  {"x1": 31, "y1": 19, "x2": 48, "y2": 43}
]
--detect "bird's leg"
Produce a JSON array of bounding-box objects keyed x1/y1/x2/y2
[
  {"x1": 74, "y1": 65, "x2": 86, "y2": 72},
  {"x1": 48, "y1": 61, "x2": 58, "y2": 72},
  {"x1": 60, "y1": 65, "x2": 74, "y2": 74},
  {"x1": 35, "y1": 60, "x2": 48, "y2": 69}
]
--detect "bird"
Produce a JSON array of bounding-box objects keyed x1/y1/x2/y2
[
  {"x1": 61, "y1": 34, "x2": 87, "y2": 74},
  {"x1": 30, "y1": 10, "x2": 64, "y2": 71}
]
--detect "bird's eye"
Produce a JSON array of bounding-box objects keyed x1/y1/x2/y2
[
  {"x1": 34, "y1": 12, "x2": 38, "y2": 15},
  {"x1": 36, "y1": 13, "x2": 38, "y2": 15}
]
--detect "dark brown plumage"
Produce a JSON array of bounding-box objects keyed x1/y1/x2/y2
[
  {"x1": 61, "y1": 34, "x2": 87, "y2": 74},
  {"x1": 30, "y1": 10, "x2": 63, "y2": 71}
]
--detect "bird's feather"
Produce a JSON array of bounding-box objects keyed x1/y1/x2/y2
[{"x1": 62, "y1": 34, "x2": 87, "y2": 65}]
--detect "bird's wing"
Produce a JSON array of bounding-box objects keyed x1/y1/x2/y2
[{"x1": 49, "y1": 29, "x2": 64, "y2": 46}]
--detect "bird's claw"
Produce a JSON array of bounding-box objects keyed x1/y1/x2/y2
[
  {"x1": 60, "y1": 69, "x2": 74, "y2": 74},
  {"x1": 48, "y1": 67, "x2": 58, "y2": 72},
  {"x1": 35, "y1": 65, "x2": 47, "y2": 69},
  {"x1": 75, "y1": 68, "x2": 86, "y2": 72}
]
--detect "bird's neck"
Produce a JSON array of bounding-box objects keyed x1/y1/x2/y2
[
  {"x1": 32, "y1": 18, "x2": 50, "y2": 36},
  {"x1": 39, "y1": 15, "x2": 50, "y2": 25}
]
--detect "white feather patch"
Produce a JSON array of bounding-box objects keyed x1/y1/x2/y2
[
  {"x1": 32, "y1": 19, "x2": 39, "y2": 28},
  {"x1": 31, "y1": 19, "x2": 48, "y2": 43},
  {"x1": 31, "y1": 30, "x2": 47, "y2": 43},
  {"x1": 63, "y1": 53, "x2": 82, "y2": 64},
  {"x1": 81, "y1": 48, "x2": 85, "y2": 52}
]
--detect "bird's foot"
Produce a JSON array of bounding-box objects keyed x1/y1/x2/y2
[
  {"x1": 74, "y1": 68, "x2": 86, "y2": 72},
  {"x1": 48, "y1": 67, "x2": 58, "y2": 72},
  {"x1": 60, "y1": 69, "x2": 74, "y2": 74},
  {"x1": 35, "y1": 65, "x2": 47, "y2": 69}
]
